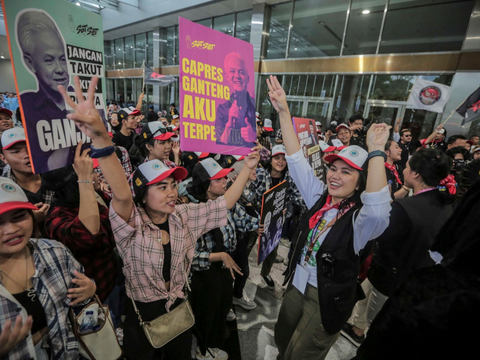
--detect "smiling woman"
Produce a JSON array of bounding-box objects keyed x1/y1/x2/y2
[
  {"x1": 57, "y1": 75, "x2": 261, "y2": 360},
  {"x1": 0, "y1": 177, "x2": 95, "y2": 359},
  {"x1": 266, "y1": 75, "x2": 392, "y2": 360}
]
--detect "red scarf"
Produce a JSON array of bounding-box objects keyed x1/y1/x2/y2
[
  {"x1": 384, "y1": 162, "x2": 402, "y2": 185},
  {"x1": 309, "y1": 195, "x2": 340, "y2": 229},
  {"x1": 439, "y1": 175, "x2": 457, "y2": 195}
]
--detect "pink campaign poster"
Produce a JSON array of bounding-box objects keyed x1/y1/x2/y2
[{"x1": 179, "y1": 17, "x2": 256, "y2": 155}]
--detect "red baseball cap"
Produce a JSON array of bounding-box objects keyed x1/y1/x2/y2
[{"x1": 0, "y1": 178, "x2": 38, "y2": 215}]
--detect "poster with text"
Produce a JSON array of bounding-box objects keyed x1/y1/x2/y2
[
  {"x1": 179, "y1": 17, "x2": 256, "y2": 155},
  {"x1": 2, "y1": 0, "x2": 106, "y2": 173},
  {"x1": 257, "y1": 180, "x2": 288, "y2": 265},
  {"x1": 293, "y1": 117, "x2": 324, "y2": 179}
]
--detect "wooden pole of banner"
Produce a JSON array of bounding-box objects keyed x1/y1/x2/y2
[
  {"x1": 142, "y1": 59, "x2": 146, "y2": 93},
  {"x1": 440, "y1": 110, "x2": 455, "y2": 126}
]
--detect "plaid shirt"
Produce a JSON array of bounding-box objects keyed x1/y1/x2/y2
[
  {"x1": 252, "y1": 167, "x2": 306, "y2": 217},
  {"x1": 109, "y1": 197, "x2": 228, "y2": 310},
  {"x1": 2, "y1": 165, "x2": 55, "y2": 206},
  {"x1": 0, "y1": 239, "x2": 90, "y2": 360},
  {"x1": 44, "y1": 197, "x2": 117, "y2": 301},
  {"x1": 193, "y1": 202, "x2": 260, "y2": 271},
  {"x1": 94, "y1": 146, "x2": 133, "y2": 198},
  {"x1": 258, "y1": 135, "x2": 272, "y2": 150}
]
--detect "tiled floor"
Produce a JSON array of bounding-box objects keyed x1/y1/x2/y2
[{"x1": 230, "y1": 240, "x2": 359, "y2": 360}]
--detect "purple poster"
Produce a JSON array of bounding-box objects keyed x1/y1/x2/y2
[{"x1": 179, "y1": 17, "x2": 256, "y2": 155}]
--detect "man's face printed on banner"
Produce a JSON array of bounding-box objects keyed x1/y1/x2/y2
[
  {"x1": 225, "y1": 57, "x2": 249, "y2": 93},
  {"x1": 25, "y1": 31, "x2": 69, "y2": 93}
]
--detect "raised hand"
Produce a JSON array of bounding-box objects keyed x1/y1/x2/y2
[
  {"x1": 266, "y1": 75, "x2": 288, "y2": 114},
  {"x1": 241, "y1": 117, "x2": 257, "y2": 143},
  {"x1": 58, "y1": 76, "x2": 110, "y2": 146},
  {"x1": 244, "y1": 145, "x2": 261, "y2": 170},
  {"x1": 73, "y1": 142, "x2": 93, "y2": 181},
  {"x1": 367, "y1": 123, "x2": 392, "y2": 152}
]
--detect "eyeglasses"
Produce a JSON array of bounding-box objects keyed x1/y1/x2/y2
[{"x1": 404, "y1": 134, "x2": 412, "y2": 137}]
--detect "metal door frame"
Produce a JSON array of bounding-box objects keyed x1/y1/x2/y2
[
  {"x1": 286, "y1": 96, "x2": 335, "y2": 120},
  {"x1": 364, "y1": 100, "x2": 406, "y2": 124}
]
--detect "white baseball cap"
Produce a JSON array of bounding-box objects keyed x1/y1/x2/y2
[
  {"x1": 172, "y1": 114, "x2": 179, "y2": 119},
  {"x1": 319, "y1": 141, "x2": 335, "y2": 153},
  {"x1": 255, "y1": 112, "x2": 260, "y2": 119},
  {"x1": 272, "y1": 144, "x2": 286, "y2": 157},
  {"x1": 132, "y1": 160, "x2": 188, "y2": 197},
  {"x1": 1, "y1": 128, "x2": 26, "y2": 150},
  {"x1": 141, "y1": 121, "x2": 175, "y2": 141},
  {"x1": 336, "y1": 123, "x2": 350, "y2": 132},
  {"x1": 264, "y1": 119, "x2": 274, "y2": 132},
  {"x1": 199, "y1": 158, "x2": 234, "y2": 180},
  {"x1": 0, "y1": 177, "x2": 38, "y2": 215},
  {"x1": 315, "y1": 121, "x2": 322, "y2": 127},
  {"x1": 194, "y1": 152, "x2": 209, "y2": 159},
  {"x1": 324, "y1": 145, "x2": 368, "y2": 171}
]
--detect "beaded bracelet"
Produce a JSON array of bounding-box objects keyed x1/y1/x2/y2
[{"x1": 77, "y1": 180, "x2": 95, "y2": 184}]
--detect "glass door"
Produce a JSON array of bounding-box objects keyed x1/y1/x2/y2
[
  {"x1": 304, "y1": 100, "x2": 332, "y2": 128},
  {"x1": 364, "y1": 100, "x2": 405, "y2": 137}
]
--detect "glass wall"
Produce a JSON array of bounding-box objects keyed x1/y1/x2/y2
[
  {"x1": 124, "y1": 36, "x2": 134, "y2": 68},
  {"x1": 265, "y1": 2, "x2": 292, "y2": 59},
  {"x1": 343, "y1": 0, "x2": 386, "y2": 56},
  {"x1": 135, "y1": 33, "x2": 146, "y2": 68},
  {"x1": 196, "y1": 18, "x2": 212, "y2": 28},
  {"x1": 289, "y1": 0, "x2": 350, "y2": 58},
  {"x1": 236, "y1": 10, "x2": 252, "y2": 41},
  {"x1": 213, "y1": 14, "x2": 235, "y2": 35},
  {"x1": 104, "y1": 41, "x2": 114, "y2": 70},
  {"x1": 379, "y1": 0, "x2": 474, "y2": 54},
  {"x1": 114, "y1": 38, "x2": 124, "y2": 68},
  {"x1": 147, "y1": 31, "x2": 154, "y2": 64},
  {"x1": 166, "y1": 27, "x2": 176, "y2": 66},
  {"x1": 332, "y1": 75, "x2": 370, "y2": 122}
]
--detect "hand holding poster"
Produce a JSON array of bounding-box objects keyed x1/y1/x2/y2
[
  {"x1": 2, "y1": 0, "x2": 106, "y2": 173},
  {"x1": 179, "y1": 17, "x2": 256, "y2": 155},
  {"x1": 293, "y1": 117, "x2": 325, "y2": 179},
  {"x1": 257, "y1": 180, "x2": 288, "y2": 265}
]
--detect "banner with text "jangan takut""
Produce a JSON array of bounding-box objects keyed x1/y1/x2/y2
[{"x1": 2, "y1": 0, "x2": 107, "y2": 173}]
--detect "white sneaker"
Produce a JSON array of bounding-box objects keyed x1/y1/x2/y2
[
  {"x1": 196, "y1": 348, "x2": 229, "y2": 360},
  {"x1": 232, "y1": 295, "x2": 257, "y2": 310},
  {"x1": 212, "y1": 348, "x2": 228, "y2": 360},
  {"x1": 226, "y1": 308, "x2": 236, "y2": 322}
]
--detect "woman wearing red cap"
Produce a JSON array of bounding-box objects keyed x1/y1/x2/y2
[
  {"x1": 0, "y1": 177, "x2": 96, "y2": 359},
  {"x1": 266, "y1": 75, "x2": 392, "y2": 360},
  {"x1": 58, "y1": 77, "x2": 260, "y2": 360}
]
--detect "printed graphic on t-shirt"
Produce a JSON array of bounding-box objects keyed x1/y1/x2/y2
[{"x1": 302, "y1": 218, "x2": 327, "y2": 267}]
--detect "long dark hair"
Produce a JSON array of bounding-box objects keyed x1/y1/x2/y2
[
  {"x1": 187, "y1": 179, "x2": 211, "y2": 203},
  {"x1": 265, "y1": 154, "x2": 288, "y2": 180}
]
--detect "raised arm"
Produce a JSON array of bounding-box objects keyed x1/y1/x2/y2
[
  {"x1": 365, "y1": 123, "x2": 390, "y2": 193},
  {"x1": 135, "y1": 91, "x2": 144, "y2": 111},
  {"x1": 224, "y1": 144, "x2": 260, "y2": 209},
  {"x1": 266, "y1": 75, "x2": 300, "y2": 155},
  {"x1": 73, "y1": 143, "x2": 100, "y2": 234},
  {"x1": 58, "y1": 77, "x2": 133, "y2": 222}
]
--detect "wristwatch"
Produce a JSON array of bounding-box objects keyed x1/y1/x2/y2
[{"x1": 367, "y1": 150, "x2": 387, "y2": 162}]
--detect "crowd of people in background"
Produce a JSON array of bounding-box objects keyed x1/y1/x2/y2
[{"x1": 0, "y1": 73, "x2": 479, "y2": 360}]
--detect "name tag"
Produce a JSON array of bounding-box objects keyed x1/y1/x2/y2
[{"x1": 292, "y1": 264, "x2": 309, "y2": 294}]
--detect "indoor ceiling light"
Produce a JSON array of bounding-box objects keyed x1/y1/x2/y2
[
  {"x1": 0, "y1": 56, "x2": 4, "y2": 59},
  {"x1": 362, "y1": 10, "x2": 370, "y2": 14},
  {"x1": 76, "y1": 2, "x2": 81, "y2": 6}
]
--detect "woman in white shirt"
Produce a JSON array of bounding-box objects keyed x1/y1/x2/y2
[{"x1": 266, "y1": 76, "x2": 392, "y2": 360}]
